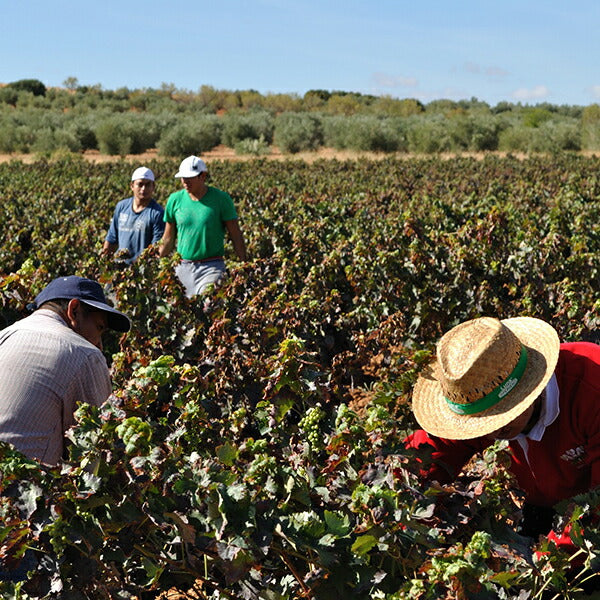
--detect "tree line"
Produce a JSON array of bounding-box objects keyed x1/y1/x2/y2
[{"x1": 2, "y1": 77, "x2": 600, "y2": 156}]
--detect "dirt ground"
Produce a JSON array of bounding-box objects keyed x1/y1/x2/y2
[
  {"x1": 0, "y1": 145, "x2": 543, "y2": 165},
  {"x1": 2, "y1": 144, "x2": 600, "y2": 166},
  {"x1": 0, "y1": 145, "x2": 387, "y2": 165}
]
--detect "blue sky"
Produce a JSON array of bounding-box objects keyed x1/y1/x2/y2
[{"x1": 2, "y1": 0, "x2": 599, "y2": 106}]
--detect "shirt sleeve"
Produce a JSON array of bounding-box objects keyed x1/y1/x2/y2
[
  {"x1": 105, "y1": 205, "x2": 120, "y2": 243},
  {"x1": 220, "y1": 192, "x2": 238, "y2": 222},
  {"x1": 151, "y1": 207, "x2": 166, "y2": 243},
  {"x1": 558, "y1": 343, "x2": 600, "y2": 488},
  {"x1": 405, "y1": 429, "x2": 486, "y2": 483},
  {"x1": 584, "y1": 397, "x2": 600, "y2": 490},
  {"x1": 62, "y1": 351, "x2": 111, "y2": 431},
  {"x1": 164, "y1": 195, "x2": 176, "y2": 224}
]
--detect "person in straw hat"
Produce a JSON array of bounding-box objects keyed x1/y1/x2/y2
[{"x1": 407, "y1": 316, "x2": 600, "y2": 552}]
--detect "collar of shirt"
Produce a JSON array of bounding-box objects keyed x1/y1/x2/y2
[
  {"x1": 511, "y1": 374, "x2": 559, "y2": 457},
  {"x1": 36, "y1": 307, "x2": 70, "y2": 328}
]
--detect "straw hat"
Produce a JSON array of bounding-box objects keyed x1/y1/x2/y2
[{"x1": 412, "y1": 316, "x2": 560, "y2": 440}]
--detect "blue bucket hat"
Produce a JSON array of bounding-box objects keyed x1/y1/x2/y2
[{"x1": 34, "y1": 276, "x2": 131, "y2": 333}]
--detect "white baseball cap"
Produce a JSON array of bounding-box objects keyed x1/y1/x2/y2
[
  {"x1": 175, "y1": 156, "x2": 207, "y2": 178},
  {"x1": 131, "y1": 166, "x2": 155, "y2": 182}
]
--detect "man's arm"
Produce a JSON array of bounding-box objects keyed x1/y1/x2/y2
[
  {"x1": 63, "y1": 351, "x2": 112, "y2": 435},
  {"x1": 101, "y1": 241, "x2": 118, "y2": 256},
  {"x1": 151, "y1": 211, "x2": 166, "y2": 244},
  {"x1": 159, "y1": 222, "x2": 177, "y2": 257},
  {"x1": 224, "y1": 219, "x2": 247, "y2": 261},
  {"x1": 405, "y1": 429, "x2": 484, "y2": 483},
  {"x1": 103, "y1": 204, "x2": 121, "y2": 257}
]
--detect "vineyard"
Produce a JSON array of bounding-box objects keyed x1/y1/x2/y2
[{"x1": 0, "y1": 153, "x2": 599, "y2": 599}]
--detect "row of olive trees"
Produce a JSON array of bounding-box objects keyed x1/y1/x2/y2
[
  {"x1": 1, "y1": 106, "x2": 598, "y2": 156},
  {"x1": 0, "y1": 78, "x2": 432, "y2": 117},
  {"x1": 1, "y1": 77, "x2": 593, "y2": 121},
  {"x1": 3, "y1": 77, "x2": 600, "y2": 154}
]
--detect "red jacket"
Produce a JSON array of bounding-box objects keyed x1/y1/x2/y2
[{"x1": 407, "y1": 342, "x2": 600, "y2": 508}]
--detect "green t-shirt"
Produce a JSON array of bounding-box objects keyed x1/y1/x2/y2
[{"x1": 164, "y1": 187, "x2": 238, "y2": 261}]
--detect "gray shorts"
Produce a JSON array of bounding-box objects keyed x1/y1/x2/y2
[{"x1": 176, "y1": 259, "x2": 226, "y2": 297}]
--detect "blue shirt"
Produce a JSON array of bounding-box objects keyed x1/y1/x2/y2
[{"x1": 106, "y1": 197, "x2": 165, "y2": 262}]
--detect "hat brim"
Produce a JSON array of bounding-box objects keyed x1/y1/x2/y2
[
  {"x1": 80, "y1": 299, "x2": 131, "y2": 333},
  {"x1": 412, "y1": 317, "x2": 560, "y2": 440},
  {"x1": 174, "y1": 170, "x2": 205, "y2": 178}
]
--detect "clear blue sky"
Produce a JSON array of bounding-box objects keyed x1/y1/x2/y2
[{"x1": 2, "y1": 0, "x2": 599, "y2": 106}]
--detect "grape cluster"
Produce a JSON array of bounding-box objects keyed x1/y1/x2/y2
[
  {"x1": 231, "y1": 406, "x2": 248, "y2": 433},
  {"x1": 49, "y1": 517, "x2": 70, "y2": 552},
  {"x1": 116, "y1": 417, "x2": 152, "y2": 455},
  {"x1": 298, "y1": 406, "x2": 325, "y2": 451},
  {"x1": 246, "y1": 454, "x2": 277, "y2": 481}
]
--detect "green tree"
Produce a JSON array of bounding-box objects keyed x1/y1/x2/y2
[
  {"x1": 239, "y1": 89, "x2": 264, "y2": 110},
  {"x1": 274, "y1": 112, "x2": 323, "y2": 153},
  {"x1": 221, "y1": 111, "x2": 274, "y2": 146},
  {"x1": 370, "y1": 96, "x2": 424, "y2": 117},
  {"x1": 522, "y1": 107, "x2": 553, "y2": 128},
  {"x1": 8, "y1": 78, "x2": 47, "y2": 97},
  {"x1": 158, "y1": 115, "x2": 222, "y2": 156},
  {"x1": 325, "y1": 94, "x2": 363, "y2": 115},
  {"x1": 63, "y1": 76, "x2": 79, "y2": 91},
  {"x1": 196, "y1": 84, "x2": 228, "y2": 112},
  {"x1": 582, "y1": 103, "x2": 600, "y2": 124},
  {"x1": 263, "y1": 92, "x2": 302, "y2": 113},
  {"x1": 0, "y1": 87, "x2": 19, "y2": 106},
  {"x1": 322, "y1": 115, "x2": 406, "y2": 152}
]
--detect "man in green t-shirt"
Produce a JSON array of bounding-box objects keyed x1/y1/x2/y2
[{"x1": 159, "y1": 155, "x2": 247, "y2": 296}]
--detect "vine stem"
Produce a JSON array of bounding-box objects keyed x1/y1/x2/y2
[{"x1": 275, "y1": 548, "x2": 311, "y2": 596}]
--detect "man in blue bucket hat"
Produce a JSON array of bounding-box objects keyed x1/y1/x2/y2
[{"x1": 0, "y1": 275, "x2": 130, "y2": 466}]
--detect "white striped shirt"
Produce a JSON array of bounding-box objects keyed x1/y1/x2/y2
[{"x1": 0, "y1": 309, "x2": 111, "y2": 465}]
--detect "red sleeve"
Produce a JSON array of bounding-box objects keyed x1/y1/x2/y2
[
  {"x1": 405, "y1": 429, "x2": 487, "y2": 483},
  {"x1": 546, "y1": 526, "x2": 577, "y2": 552},
  {"x1": 535, "y1": 525, "x2": 584, "y2": 568},
  {"x1": 556, "y1": 343, "x2": 600, "y2": 488},
  {"x1": 538, "y1": 342, "x2": 600, "y2": 564}
]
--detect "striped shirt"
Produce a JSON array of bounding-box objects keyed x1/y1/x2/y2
[{"x1": 0, "y1": 309, "x2": 111, "y2": 465}]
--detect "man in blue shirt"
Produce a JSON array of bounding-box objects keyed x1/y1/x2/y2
[{"x1": 102, "y1": 167, "x2": 165, "y2": 263}]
